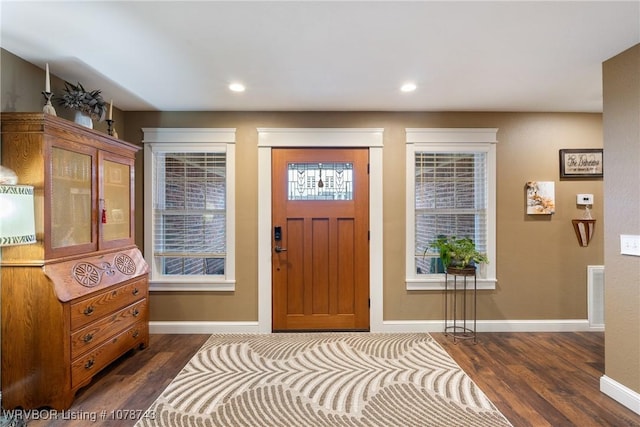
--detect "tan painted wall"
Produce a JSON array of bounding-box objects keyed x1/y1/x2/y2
[
  {"x1": 1, "y1": 48, "x2": 606, "y2": 325},
  {"x1": 0, "y1": 49, "x2": 124, "y2": 132},
  {"x1": 603, "y1": 44, "x2": 640, "y2": 393},
  {"x1": 124, "y1": 111, "x2": 604, "y2": 323}
]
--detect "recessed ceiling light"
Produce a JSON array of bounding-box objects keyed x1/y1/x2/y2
[
  {"x1": 229, "y1": 83, "x2": 245, "y2": 92},
  {"x1": 400, "y1": 82, "x2": 417, "y2": 92}
]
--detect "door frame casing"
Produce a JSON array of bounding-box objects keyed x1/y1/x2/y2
[{"x1": 257, "y1": 128, "x2": 384, "y2": 333}]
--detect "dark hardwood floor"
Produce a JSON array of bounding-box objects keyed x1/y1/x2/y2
[
  {"x1": 13, "y1": 334, "x2": 211, "y2": 427},
  {"x1": 7, "y1": 332, "x2": 640, "y2": 426},
  {"x1": 433, "y1": 332, "x2": 640, "y2": 427}
]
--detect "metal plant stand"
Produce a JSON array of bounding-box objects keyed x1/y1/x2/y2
[{"x1": 444, "y1": 266, "x2": 477, "y2": 344}]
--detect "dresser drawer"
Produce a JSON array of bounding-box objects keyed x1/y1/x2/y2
[
  {"x1": 71, "y1": 321, "x2": 147, "y2": 389},
  {"x1": 70, "y1": 279, "x2": 146, "y2": 330},
  {"x1": 70, "y1": 299, "x2": 147, "y2": 359}
]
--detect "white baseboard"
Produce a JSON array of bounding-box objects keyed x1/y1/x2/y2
[
  {"x1": 150, "y1": 319, "x2": 601, "y2": 334},
  {"x1": 149, "y1": 321, "x2": 261, "y2": 334},
  {"x1": 600, "y1": 375, "x2": 640, "y2": 415},
  {"x1": 378, "y1": 319, "x2": 599, "y2": 333}
]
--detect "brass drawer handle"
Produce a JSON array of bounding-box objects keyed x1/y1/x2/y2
[
  {"x1": 132, "y1": 288, "x2": 139, "y2": 296},
  {"x1": 132, "y1": 330, "x2": 139, "y2": 339},
  {"x1": 83, "y1": 306, "x2": 95, "y2": 316},
  {"x1": 83, "y1": 333, "x2": 94, "y2": 343},
  {"x1": 85, "y1": 358, "x2": 95, "y2": 370},
  {"x1": 132, "y1": 308, "x2": 140, "y2": 317}
]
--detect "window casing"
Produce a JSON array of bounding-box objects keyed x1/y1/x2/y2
[
  {"x1": 143, "y1": 128, "x2": 235, "y2": 291},
  {"x1": 405, "y1": 129, "x2": 497, "y2": 290}
]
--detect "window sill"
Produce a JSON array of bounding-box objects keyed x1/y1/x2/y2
[
  {"x1": 149, "y1": 279, "x2": 236, "y2": 292},
  {"x1": 406, "y1": 277, "x2": 496, "y2": 291}
]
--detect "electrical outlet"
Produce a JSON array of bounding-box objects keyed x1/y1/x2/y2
[
  {"x1": 577, "y1": 194, "x2": 594, "y2": 205},
  {"x1": 620, "y1": 234, "x2": 640, "y2": 256}
]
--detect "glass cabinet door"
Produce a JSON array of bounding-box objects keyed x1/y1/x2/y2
[
  {"x1": 100, "y1": 153, "x2": 134, "y2": 249},
  {"x1": 50, "y1": 145, "x2": 96, "y2": 255},
  {"x1": 47, "y1": 144, "x2": 135, "y2": 256}
]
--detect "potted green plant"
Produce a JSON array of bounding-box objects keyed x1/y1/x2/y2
[
  {"x1": 430, "y1": 236, "x2": 488, "y2": 273},
  {"x1": 58, "y1": 81, "x2": 107, "y2": 128}
]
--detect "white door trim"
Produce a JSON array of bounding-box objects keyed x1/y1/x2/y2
[{"x1": 257, "y1": 128, "x2": 384, "y2": 332}]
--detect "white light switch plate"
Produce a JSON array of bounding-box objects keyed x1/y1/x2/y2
[{"x1": 620, "y1": 235, "x2": 640, "y2": 256}]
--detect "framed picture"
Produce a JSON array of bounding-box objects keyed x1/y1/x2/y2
[
  {"x1": 526, "y1": 181, "x2": 555, "y2": 215},
  {"x1": 559, "y1": 149, "x2": 603, "y2": 178}
]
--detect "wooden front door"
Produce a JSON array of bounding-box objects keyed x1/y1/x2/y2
[{"x1": 272, "y1": 148, "x2": 369, "y2": 331}]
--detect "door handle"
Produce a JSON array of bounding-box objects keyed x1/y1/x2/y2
[{"x1": 275, "y1": 245, "x2": 287, "y2": 253}]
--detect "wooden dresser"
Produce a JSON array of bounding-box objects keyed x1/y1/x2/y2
[{"x1": 0, "y1": 113, "x2": 149, "y2": 410}]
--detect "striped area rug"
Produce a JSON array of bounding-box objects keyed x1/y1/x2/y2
[{"x1": 135, "y1": 333, "x2": 512, "y2": 427}]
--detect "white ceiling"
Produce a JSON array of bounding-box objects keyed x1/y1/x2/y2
[{"x1": 1, "y1": 1, "x2": 639, "y2": 113}]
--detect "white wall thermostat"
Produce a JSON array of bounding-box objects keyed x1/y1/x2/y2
[{"x1": 577, "y1": 194, "x2": 594, "y2": 205}]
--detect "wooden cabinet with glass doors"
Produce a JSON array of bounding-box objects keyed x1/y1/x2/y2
[
  {"x1": 0, "y1": 113, "x2": 148, "y2": 410},
  {"x1": 46, "y1": 134, "x2": 135, "y2": 257}
]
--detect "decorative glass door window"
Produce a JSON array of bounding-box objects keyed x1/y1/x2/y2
[{"x1": 287, "y1": 162, "x2": 353, "y2": 201}]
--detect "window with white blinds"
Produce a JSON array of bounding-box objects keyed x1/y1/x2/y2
[
  {"x1": 143, "y1": 128, "x2": 236, "y2": 291},
  {"x1": 415, "y1": 152, "x2": 487, "y2": 275},
  {"x1": 153, "y1": 152, "x2": 226, "y2": 276},
  {"x1": 405, "y1": 128, "x2": 497, "y2": 290}
]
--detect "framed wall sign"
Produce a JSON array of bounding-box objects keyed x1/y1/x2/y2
[{"x1": 559, "y1": 149, "x2": 603, "y2": 178}]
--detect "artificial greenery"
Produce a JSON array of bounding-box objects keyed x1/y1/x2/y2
[
  {"x1": 430, "y1": 236, "x2": 489, "y2": 269},
  {"x1": 58, "y1": 81, "x2": 107, "y2": 121}
]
